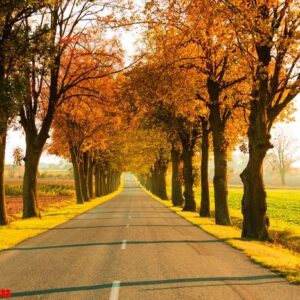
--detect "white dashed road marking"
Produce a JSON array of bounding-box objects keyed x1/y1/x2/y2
[
  {"x1": 109, "y1": 281, "x2": 121, "y2": 300},
  {"x1": 121, "y1": 240, "x2": 127, "y2": 250}
]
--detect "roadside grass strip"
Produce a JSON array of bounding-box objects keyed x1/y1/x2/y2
[
  {"x1": 138, "y1": 183, "x2": 300, "y2": 284},
  {"x1": 0, "y1": 177, "x2": 124, "y2": 251}
]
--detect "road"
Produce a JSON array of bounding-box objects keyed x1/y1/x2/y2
[{"x1": 0, "y1": 174, "x2": 299, "y2": 299}]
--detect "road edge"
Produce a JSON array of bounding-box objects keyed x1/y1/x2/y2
[
  {"x1": 135, "y1": 179, "x2": 300, "y2": 285},
  {"x1": 0, "y1": 175, "x2": 125, "y2": 251}
]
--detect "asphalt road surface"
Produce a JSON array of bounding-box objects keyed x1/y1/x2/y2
[{"x1": 0, "y1": 174, "x2": 299, "y2": 299}]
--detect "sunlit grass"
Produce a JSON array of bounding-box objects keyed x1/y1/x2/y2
[{"x1": 166, "y1": 184, "x2": 300, "y2": 253}]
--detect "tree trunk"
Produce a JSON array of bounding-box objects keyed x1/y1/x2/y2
[
  {"x1": 94, "y1": 165, "x2": 100, "y2": 197},
  {"x1": 23, "y1": 143, "x2": 42, "y2": 219},
  {"x1": 21, "y1": 76, "x2": 57, "y2": 219},
  {"x1": 145, "y1": 175, "x2": 151, "y2": 191},
  {"x1": 150, "y1": 168, "x2": 157, "y2": 195},
  {"x1": 181, "y1": 141, "x2": 196, "y2": 211},
  {"x1": 171, "y1": 145, "x2": 183, "y2": 206},
  {"x1": 156, "y1": 162, "x2": 168, "y2": 200},
  {"x1": 240, "y1": 102, "x2": 272, "y2": 240},
  {"x1": 83, "y1": 152, "x2": 91, "y2": 200},
  {"x1": 115, "y1": 172, "x2": 120, "y2": 189},
  {"x1": 88, "y1": 157, "x2": 94, "y2": 199},
  {"x1": 107, "y1": 168, "x2": 112, "y2": 194},
  {"x1": 210, "y1": 106, "x2": 231, "y2": 225},
  {"x1": 0, "y1": 126, "x2": 8, "y2": 225},
  {"x1": 69, "y1": 145, "x2": 84, "y2": 204},
  {"x1": 112, "y1": 170, "x2": 117, "y2": 191},
  {"x1": 101, "y1": 170, "x2": 107, "y2": 195},
  {"x1": 200, "y1": 119, "x2": 211, "y2": 217},
  {"x1": 79, "y1": 156, "x2": 89, "y2": 202}
]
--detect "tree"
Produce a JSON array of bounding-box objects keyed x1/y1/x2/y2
[
  {"x1": 119, "y1": 127, "x2": 171, "y2": 199},
  {"x1": 0, "y1": 0, "x2": 45, "y2": 225},
  {"x1": 199, "y1": 116, "x2": 211, "y2": 217},
  {"x1": 50, "y1": 70, "x2": 122, "y2": 204},
  {"x1": 144, "y1": 0, "x2": 249, "y2": 223},
  {"x1": 170, "y1": 140, "x2": 184, "y2": 206},
  {"x1": 19, "y1": 0, "x2": 127, "y2": 218},
  {"x1": 224, "y1": 0, "x2": 300, "y2": 240},
  {"x1": 123, "y1": 51, "x2": 201, "y2": 210},
  {"x1": 268, "y1": 130, "x2": 299, "y2": 185}
]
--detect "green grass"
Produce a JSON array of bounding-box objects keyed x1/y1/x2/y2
[
  {"x1": 167, "y1": 185, "x2": 300, "y2": 226},
  {"x1": 166, "y1": 181, "x2": 300, "y2": 251},
  {"x1": 5, "y1": 183, "x2": 75, "y2": 196},
  {"x1": 226, "y1": 188, "x2": 300, "y2": 226}
]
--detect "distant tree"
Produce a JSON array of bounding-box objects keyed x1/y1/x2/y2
[
  {"x1": 13, "y1": 147, "x2": 24, "y2": 166},
  {"x1": 268, "y1": 131, "x2": 299, "y2": 185}
]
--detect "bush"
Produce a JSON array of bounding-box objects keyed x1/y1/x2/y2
[{"x1": 5, "y1": 184, "x2": 23, "y2": 196}]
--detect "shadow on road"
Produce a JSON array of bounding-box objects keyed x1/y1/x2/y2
[
  {"x1": 84, "y1": 211, "x2": 174, "y2": 214},
  {"x1": 10, "y1": 275, "x2": 283, "y2": 298},
  {"x1": 5, "y1": 239, "x2": 224, "y2": 251},
  {"x1": 72, "y1": 216, "x2": 180, "y2": 220},
  {"x1": 142, "y1": 279, "x2": 288, "y2": 291},
  {"x1": 9, "y1": 224, "x2": 195, "y2": 231}
]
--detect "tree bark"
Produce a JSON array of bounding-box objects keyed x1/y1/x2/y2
[
  {"x1": 79, "y1": 154, "x2": 89, "y2": 202},
  {"x1": 200, "y1": 118, "x2": 211, "y2": 217},
  {"x1": 88, "y1": 156, "x2": 94, "y2": 199},
  {"x1": 69, "y1": 145, "x2": 84, "y2": 204},
  {"x1": 94, "y1": 165, "x2": 100, "y2": 197},
  {"x1": 240, "y1": 40, "x2": 277, "y2": 241},
  {"x1": 0, "y1": 125, "x2": 8, "y2": 225},
  {"x1": 145, "y1": 175, "x2": 151, "y2": 191},
  {"x1": 240, "y1": 101, "x2": 272, "y2": 240},
  {"x1": 83, "y1": 152, "x2": 91, "y2": 200},
  {"x1": 181, "y1": 140, "x2": 196, "y2": 211},
  {"x1": 100, "y1": 169, "x2": 107, "y2": 195},
  {"x1": 106, "y1": 167, "x2": 111, "y2": 194},
  {"x1": 23, "y1": 142, "x2": 42, "y2": 218},
  {"x1": 209, "y1": 105, "x2": 231, "y2": 225},
  {"x1": 150, "y1": 167, "x2": 157, "y2": 195},
  {"x1": 21, "y1": 78, "x2": 57, "y2": 218},
  {"x1": 171, "y1": 144, "x2": 183, "y2": 206},
  {"x1": 155, "y1": 161, "x2": 168, "y2": 200}
]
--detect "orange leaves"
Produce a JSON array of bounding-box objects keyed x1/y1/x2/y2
[{"x1": 50, "y1": 25, "x2": 125, "y2": 161}]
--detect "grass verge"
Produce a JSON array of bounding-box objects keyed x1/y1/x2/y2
[
  {"x1": 0, "y1": 179, "x2": 124, "y2": 251},
  {"x1": 139, "y1": 183, "x2": 300, "y2": 284}
]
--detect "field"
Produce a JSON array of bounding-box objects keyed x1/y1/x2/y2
[
  {"x1": 189, "y1": 187, "x2": 300, "y2": 227},
  {"x1": 5, "y1": 181, "x2": 74, "y2": 197},
  {"x1": 4, "y1": 178, "x2": 75, "y2": 216}
]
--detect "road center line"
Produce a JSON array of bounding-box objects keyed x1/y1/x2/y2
[
  {"x1": 121, "y1": 240, "x2": 127, "y2": 250},
  {"x1": 109, "y1": 281, "x2": 121, "y2": 300}
]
